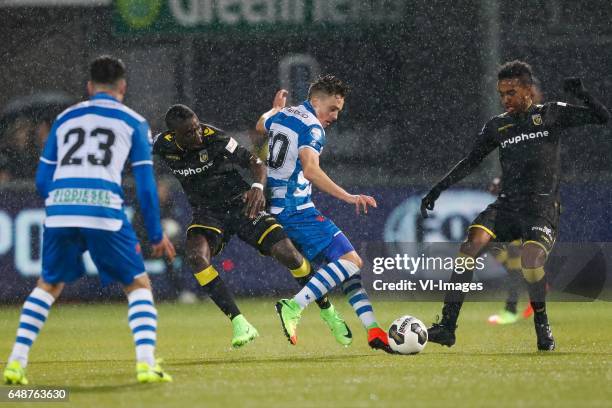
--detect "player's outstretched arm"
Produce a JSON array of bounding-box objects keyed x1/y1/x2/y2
[
  {"x1": 421, "y1": 127, "x2": 497, "y2": 218},
  {"x1": 255, "y1": 89, "x2": 288, "y2": 135},
  {"x1": 420, "y1": 157, "x2": 485, "y2": 218},
  {"x1": 299, "y1": 148, "x2": 376, "y2": 215}
]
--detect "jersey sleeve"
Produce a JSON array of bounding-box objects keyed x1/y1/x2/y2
[
  {"x1": 222, "y1": 136, "x2": 254, "y2": 168},
  {"x1": 297, "y1": 125, "x2": 325, "y2": 154},
  {"x1": 40, "y1": 120, "x2": 59, "y2": 164},
  {"x1": 469, "y1": 121, "x2": 499, "y2": 161},
  {"x1": 263, "y1": 112, "x2": 280, "y2": 132},
  {"x1": 543, "y1": 101, "x2": 610, "y2": 129},
  {"x1": 129, "y1": 120, "x2": 154, "y2": 167},
  {"x1": 128, "y1": 123, "x2": 162, "y2": 243},
  {"x1": 36, "y1": 120, "x2": 59, "y2": 197},
  {"x1": 132, "y1": 164, "x2": 163, "y2": 244},
  {"x1": 433, "y1": 120, "x2": 498, "y2": 192}
]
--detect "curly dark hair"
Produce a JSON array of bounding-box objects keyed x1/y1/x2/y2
[
  {"x1": 307, "y1": 74, "x2": 350, "y2": 99},
  {"x1": 497, "y1": 60, "x2": 534, "y2": 86}
]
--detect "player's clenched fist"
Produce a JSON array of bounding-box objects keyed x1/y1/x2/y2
[
  {"x1": 420, "y1": 188, "x2": 441, "y2": 218},
  {"x1": 563, "y1": 77, "x2": 587, "y2": 98},
  {"x1": 273, "y1": 89, "x2": 288, "y2": 110}
]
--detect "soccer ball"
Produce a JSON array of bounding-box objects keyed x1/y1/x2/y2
[{"x1": 388, "y1": 315, "x2": 428, "y2": 354}]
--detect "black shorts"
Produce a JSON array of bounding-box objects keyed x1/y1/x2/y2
[
  {"x1": 186, "y1": 203, "x2": 286, "y2": 256},
  {"x1": 469, "y1": 198, "x2": 560, "y2": 253}
]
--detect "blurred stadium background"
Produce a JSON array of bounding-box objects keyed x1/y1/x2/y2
[{"x1": 1, "y1": 0, "x2": 612, "y2": 303}]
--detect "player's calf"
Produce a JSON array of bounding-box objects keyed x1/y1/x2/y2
[
  {"x1": 127, "y1": 287, "x2": 159, "y2": 369},
  {"x1": 429, "y1": 242, "x2": 486, "y2": 346},
  {"x1": 522, "y1": 265, "x2": 555, "y2": 351},
  {"x1": 341, "y1": 272, "x2": 390, "y2": 351},
  {"x1": 187, "y1": 233, "x2": 253, "y2": 343},
  {"x1": 271, "y1": 239, "x2": 332, "y2": 309},
  {"x1": 5, "y1": 285, "x2": 58, "y2": 383},
  {"x1": 270, "y1": 239, "x2": 353, "y2": 345}
]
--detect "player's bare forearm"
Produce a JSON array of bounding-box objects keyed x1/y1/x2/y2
[
  {"x1": 307, "y1": 166, "x2": 352, "y2": 202},
  {"x1": 243, "y1": 156, "x2": 267, "y2": 218},
  {"x1": 255, "y1": 115, "x2": 270, "y2": 135},
  {"x1": 299, "y1": 149, "x2": 352, "y2": 202},
  {"x1": 249, "y1": 156, "x2": 267, "y2": 186},
  {"x1": 250, "y1": 129, "x2": 267, "y2": 150}
]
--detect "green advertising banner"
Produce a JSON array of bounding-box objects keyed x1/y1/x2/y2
[{"x1": 114, "y1": 0, "x2": 407, "y2": 34}]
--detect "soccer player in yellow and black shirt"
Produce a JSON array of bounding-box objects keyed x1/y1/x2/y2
[
  {"x1": 153, "y1": 104, "x2": 352, "y2": 348},
  {"x1": 421, "y1": 61, "x2": 610, "y2": 350}
]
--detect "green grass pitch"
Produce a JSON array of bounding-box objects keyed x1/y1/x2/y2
[{"x1": 1, "y1": 299, "x2": 610, "y2": 407}]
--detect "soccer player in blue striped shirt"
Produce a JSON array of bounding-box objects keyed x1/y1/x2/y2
[
  {"x1": 255, "y1": 75, "x2": 392, "y2": 352},
  {"x1": 3, "y1": 56, "x2": 175, "y2": 385}
]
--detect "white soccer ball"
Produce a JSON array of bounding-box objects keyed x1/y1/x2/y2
[{"x1": 388, "y1": 315, "x2": 428, "y2": 354}]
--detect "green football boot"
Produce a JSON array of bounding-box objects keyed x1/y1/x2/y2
[
  {"x1": 320, "y1": 305, "x2": 352, "y2": 346},
  {"x1": 136, "y1": 360, "x2": 173, "y2": 383},
  {"x1": 275, "y1": 299, "x2": 302, "y2": 345},
  {"x1": 4, "y1": 361, "x2": 28, "y2": 385},
  {"x1": 488, "y1": 310, "x2": 520, "y2": 325},
  {"x1": 231, "y1": 314, "x2": 259, "y2": 348}
]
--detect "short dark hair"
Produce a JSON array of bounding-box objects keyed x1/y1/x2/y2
[
  {"x1": 497, "y1": 60, "x2": 534, "y2": 86},
  {"x1": 90, "y1": 55, "x2": 126, "y2": 85},
  {"x1": 308, "y1": 74, "x2": 350, "y2": 99},
  {"x1": 165, "y1": 104, "x2": 195, "y2": 131}
]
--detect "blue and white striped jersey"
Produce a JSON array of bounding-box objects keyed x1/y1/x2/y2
[
  {"x1": 264, "y1": 100, "x2": 326, "y2": 214},
  {"x1": 39, "y1": 93, "x2": 153, "y2": 231}
]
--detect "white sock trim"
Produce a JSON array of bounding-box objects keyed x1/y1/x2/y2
[
  {"x1": 128, "y1": 288, "x2": 154, "y2": 304},
  {"x1": 336, "y1": 259, "x2": 360, "y2": 277},
  {"x1": 31, "y1": 287, "x2": 56, "y2": 306}
]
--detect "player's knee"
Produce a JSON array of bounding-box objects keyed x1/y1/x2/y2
[
  {"x1": 353, "y1": 256, "x2": 363, "y2": 269},
  {"x1": 521, "y1": 243, "x2": 547, "y2": 269},
  {"x1": 341, "y1": 252, "x2": 363, "y2": 269},
  {"x1": 36, "y1": 278, "x2": 64, "y2": 299},
  {"x1": 459, "y1": 241, "x2": 481, "y2": 258},
  {"x1": 270, "y1": 238, "x2": 300, "y2": 260},
  {"x1": 463, "y1": 229, "x2": 492, "y2": 256},
  {"x1": 270, "y1": 239, "x2": 303, "y2": 270},
  {"x1": 186, "y1": 251, "x2": 211, "y2": 270},
  {"x1": 124, "y1": 274, "x2": 152, "y2": 292},
  {"x1": 489, "y1": 245, "x2": 508, "y2": 264}
]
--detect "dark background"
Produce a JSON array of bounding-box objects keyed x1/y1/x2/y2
[
  {"x1": 0, "y1": 1, "x2": 611, "y2": 302},
  {"x1": 0, "y1": 1, "x2": 610, "y2": 186}
]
